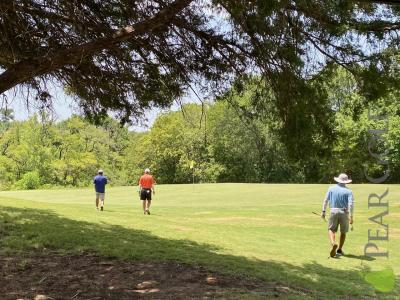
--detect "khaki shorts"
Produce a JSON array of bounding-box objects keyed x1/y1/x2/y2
[
  {"x1": 328, "y1": 211, "x2": 349, "y2": 233},
  {"x1": 96, "y1": 192, "x2": 105, "y2": 201}
]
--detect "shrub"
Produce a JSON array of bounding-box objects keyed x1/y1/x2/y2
[{"x1": 15, "y1": 171, "x2": 41, "y2": 190}]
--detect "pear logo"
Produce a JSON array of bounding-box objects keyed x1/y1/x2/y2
[{"x1": 364, "y1": 268, "x2": 395, "y2": 293}]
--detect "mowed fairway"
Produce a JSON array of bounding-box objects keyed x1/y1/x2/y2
[{"x1": 1, "y1": 184, "x2": 399, "y2": 298}]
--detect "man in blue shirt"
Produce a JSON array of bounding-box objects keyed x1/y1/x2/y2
[
  {"x1": 322, "y1": 173, "x2": 354, "y2": 257},
  {"x1": 94, "y1": 169, "x2": 108, "y2": 211}
]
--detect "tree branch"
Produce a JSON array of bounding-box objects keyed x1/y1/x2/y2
[{"x1": 0, "y1": 0, "x2": 193, "y2": 94}]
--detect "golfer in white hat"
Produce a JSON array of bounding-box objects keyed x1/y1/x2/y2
[{"x1": 322, "y1": 173, "x2": 354, "y2": 257}]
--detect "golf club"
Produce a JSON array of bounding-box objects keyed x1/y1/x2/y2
[
  {"x1": 312, "y1": 211, "x2": 326, "y2": 222},
  {"x1": 312, "y1": 211, "x2": 354, "y2": 231}
]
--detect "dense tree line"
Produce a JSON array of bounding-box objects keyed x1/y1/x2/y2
[
  {"x1": 0, "y1": 67, "x2": 398, "y2": 189},
  {"x1": 0, "y1": 114, "x2": 134, "y2": 189}
]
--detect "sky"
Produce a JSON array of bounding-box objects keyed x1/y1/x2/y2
[
  {"x1": 1, "y1": 84, "x2": 195, "y2": 132},
  {"x1": 6, "y1": 88, "x2": 76, "y2": 121}
]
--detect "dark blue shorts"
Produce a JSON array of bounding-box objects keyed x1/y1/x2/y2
[{"x1": 140, "y1": 189, "x2": 152, "y2": 201}]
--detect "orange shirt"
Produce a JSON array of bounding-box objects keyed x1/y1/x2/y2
[{"x1": 139, "y1": 174, "x2": 155, "y2": 189}]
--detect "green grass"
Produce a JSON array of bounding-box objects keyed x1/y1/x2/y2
[{"x1": 1, "y1": 184, "x2": 399, "y2": 299}]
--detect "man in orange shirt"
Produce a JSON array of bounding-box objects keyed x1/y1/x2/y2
[{"x1": 138, "y1": 168, "x2": 155, "y2": 215}]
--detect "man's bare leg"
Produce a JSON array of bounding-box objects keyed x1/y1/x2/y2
[
  {"x1": 146, "y1": 200, "x2": 151, "y2": 214},
  {"x1": 329, "y1": 230, "x2": 338, "y2": 257},
  {"x1": 329, "y1": 230, "x2": 336, "y2": 245},
  {"x1": 142, "y1": 200, "x2": 146, "y2": 213},
  {"x1": 338, "y1": 233, "x2": 346, "y2": 251},
  {"x1": 96, "y1": 196, "x2": 99, "y2": 209}
]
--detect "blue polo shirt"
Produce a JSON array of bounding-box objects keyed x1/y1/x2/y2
[
  {"x1": 94, "y1": 175, "x2": 107, "y2": 193},
  {"x1": 325, "y1": 184, "x2": 354, "y2": 212}
]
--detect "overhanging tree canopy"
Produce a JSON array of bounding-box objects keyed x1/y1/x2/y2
[{"x1": 0, "y1": 0, "x2": 399, "y2": 127}]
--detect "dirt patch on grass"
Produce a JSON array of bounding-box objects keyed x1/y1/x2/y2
[
  {"x1": 168, "y1": 225, "x2": 192, "y2": 232},
  {"x1": 0, "y1": 252, "x2": 311, "y2": 299},
  {"x1": 390, "y1": 228, "x2": 400, "y2": 239},
  {"x1": 206, "y1": 217, "x2": 271, "y2": 224}
]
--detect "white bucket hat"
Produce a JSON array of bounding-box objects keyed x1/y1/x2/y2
[
  {"x1": 334, "y1": 173, "x2": 352, "y2": 184},
  {"x1": 98, "y1": 169, "x2": 104, "y2": 174},
  {"x1": 144, "y1": 168, "x2": 151, "y2": 174}
]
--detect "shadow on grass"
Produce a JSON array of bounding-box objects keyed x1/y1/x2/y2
[
  {"x1": 0, "y1": 205, "x2": 398, "y2": 299},
  {"x1": 344, "y1": 254, "x2": 376, "y2": 261}
]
